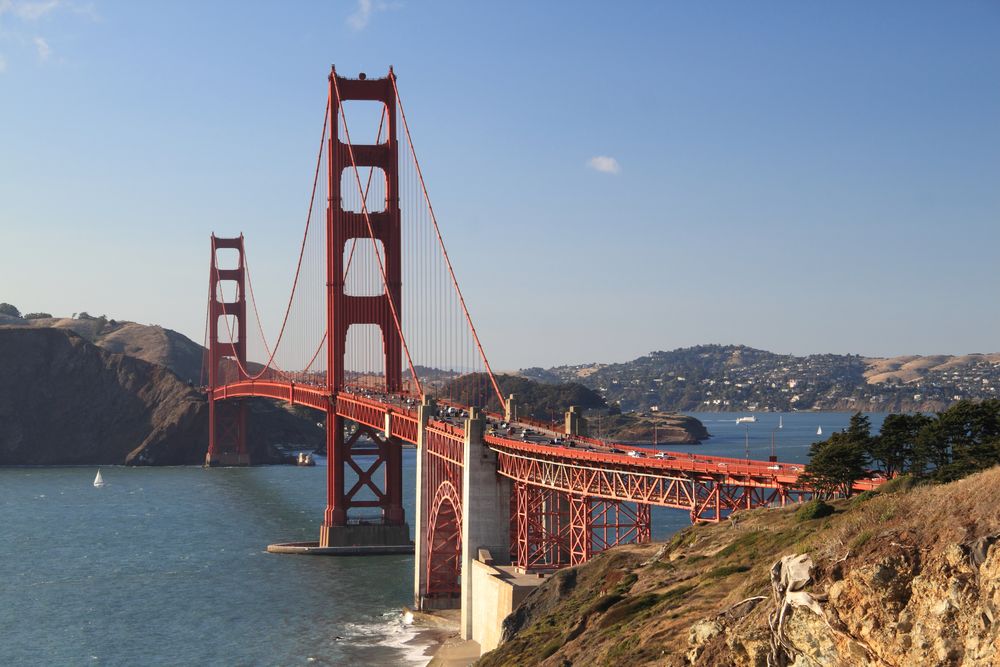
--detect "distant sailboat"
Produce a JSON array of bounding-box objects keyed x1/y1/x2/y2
[
  {"x1": 93, "y1": 470, "x2": 105, "y2": 488},
  {"x1": 778, "y1": 416, "x2": 784, "y2": 429},
  {"x1": 816, "y1": 425, "x2": 823, "y2": 436}
]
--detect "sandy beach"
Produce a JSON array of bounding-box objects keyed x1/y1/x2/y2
[{"x1": 407, "y1": 609, "x2": 481, "y2": 667}]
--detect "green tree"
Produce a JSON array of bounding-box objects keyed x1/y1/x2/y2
[
  {"x1": 911, "y1": 418, "x2": 949, "y2": 476},
  {"x1": 925, "y1": 400, "x2": 1000, "y2": 482},
  {"x1": 800, "y1": 431, "x2": 869, "y2": 497},
  {"x1": 868, "y1": 413, "x2": 931, "y2": 477},
  {"x1": 844, "y1": 412, "x2": 872, "y2": 449},
  {"x1": 0, "y1": 303, "x2": 21, "y2": 318},
  {"x1": 22, "y1": 312, "x2": 52, "y2": 320}
]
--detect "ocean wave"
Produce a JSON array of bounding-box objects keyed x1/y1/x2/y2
[{"x1": 340, "y1": 610, "x2": 432, "y2": 665}]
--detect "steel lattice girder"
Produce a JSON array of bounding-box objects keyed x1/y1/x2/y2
[{"x1": 494, "y1": 447, "x2": 801, "y2": 523}]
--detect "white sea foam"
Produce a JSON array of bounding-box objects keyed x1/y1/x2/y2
[{"x1": 341, "y1": 610, "x2": 434, "y2": 665}]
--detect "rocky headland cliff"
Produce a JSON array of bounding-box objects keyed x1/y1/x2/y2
[
  {"x1": 592, "y1": 411, "x2": 709, "y2": 445},
  {"x1": 480, "y1": 469, "x2": 1000, "y2": 666},
  {"x1": 0, "y1": 327, "x2": 322, "y2": 465},
  {"x1": 442, "y1": 371, "x2": 708, "y2": 444},
  {"x1": 0, "y1": 312, "x2": 206, "y2": 383}
]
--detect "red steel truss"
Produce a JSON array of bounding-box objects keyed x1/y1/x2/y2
[
  {"x1": 512, "y1": 481, "x2": 653, "y2": 570},
  {"x1": 490, "y1": 438, "x2": 810, "y2": 523}
]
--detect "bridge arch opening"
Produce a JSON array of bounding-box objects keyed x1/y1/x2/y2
[
  {"x1": 214, "y1": 246, "x2": 240, "y2": 271},
  {"x1": 215, "y1": 279, "x2": 240, "y2": 304},
  {"x1": 216, "y1": 314, "x2": 240, "y2": 344},
  {"x1": 340, "y1": 167, "x2": 387, "y2": 214},
  {"x1": 343, "y1": 240, "x2": 387, "y2": 297},
  {"x1": 337, "y1": 100, "x2": 389, "y2": 146},
  {"x1": 426, "y1": 481, "x2": 462, "y2": 600},
  {"x1": 344, "y1": 323, "x2": 388, "y2": 390}
]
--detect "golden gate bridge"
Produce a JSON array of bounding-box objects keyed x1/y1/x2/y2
[{"x1": 202, "y1": 66, "x2": 879, "y2": 619}]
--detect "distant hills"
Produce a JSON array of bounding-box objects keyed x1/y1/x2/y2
[
  {"x1": 0, "y1": 309, "x2": 708, "y2": 452},
  {"x1": 0, "y1": 309, "x2": 322, "y2": 465},
  {"x1": 0, "y1": 311, "x2": 204, "y2": 383},
  {"x1": 518, "y1": 344, "x2": 1000, "y2": 413},
  {"x1": 0, "y1": 327, "x2": 322, "y2": 465},
  {"x1": 436, "y1": 371, "x2": 706, "y2": 443},
  {"x1": 9, "y1": 305, "x2": 992, "y2": 422}
]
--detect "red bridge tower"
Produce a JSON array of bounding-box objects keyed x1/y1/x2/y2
[
  {"x1": 320, "y1": 67, "x2": 410, "y2": 548},
  {"x1": 206, "y1": 234, "x2": 250, "y2": 466}
]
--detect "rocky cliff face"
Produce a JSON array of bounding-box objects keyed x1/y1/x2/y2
[
  {"x1": 0, "y1": 315, "x2": 206, "y2": 383},
  {"x1": 480, "y1": 468, "x2": 1000, "y2": 666},
  {"x1": 0, "y1": 328, "x2": 322, "y2": 465}
]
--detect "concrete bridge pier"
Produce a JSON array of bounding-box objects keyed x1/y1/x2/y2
[
  {"x1": 504, "y1": 393, "x2": 518, "y2": 422},
  {"x1": 460, "y1": 407, "x2": 511, "y2": 640},
  {"x1": 564, "y1": 405, "x2": 587, "y2": 436},
  {"x1": 413, "y1": 396, "x2": 434, "y2": 610}
]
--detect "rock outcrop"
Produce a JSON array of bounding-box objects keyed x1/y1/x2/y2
[
  {"x1": 595, "y1": 411, "x2": 709, "y2": 444},
  {"x1": 0, "y1": 328, "x2": 322, "y2": 465},
  {"x1": 479, "y1": 467, "x2": 1000, "y2": 666}
]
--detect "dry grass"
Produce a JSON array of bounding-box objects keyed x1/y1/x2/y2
[
  {"x1": 479, "y1": 466, "x2": 1000, "y2": 667},
  {"x1": 864, "y1": 353, "x2": 1000, "y2": 385}
]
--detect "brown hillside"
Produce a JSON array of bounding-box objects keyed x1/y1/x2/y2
[
  {"x1": 864, "y1": 353, "x2": 1000, "y2": 385},
  {"x1": 7, "y1": 316, "x2": 207, "y2": 383},
  {"x1": 481, "y1": 468, "x2": 1000, "y2": 666},
  {"x1": 0, "y1": 328, "x2": 322, "y2": 465}
]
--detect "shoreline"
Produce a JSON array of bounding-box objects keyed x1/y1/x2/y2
[{"x1": 405, "y1": 609, "x2": 481, "y2": 667}]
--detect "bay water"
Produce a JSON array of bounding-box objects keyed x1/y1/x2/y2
[{"x1": 0, "y1": 411, "x2": 883, "y2": 665}]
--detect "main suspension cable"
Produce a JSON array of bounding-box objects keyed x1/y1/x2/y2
[{"x1": 390, "y1": 73, "x2": 505, "y2": 407}]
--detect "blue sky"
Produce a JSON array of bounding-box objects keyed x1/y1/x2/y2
[{"x1": 1, "y1": 1, "x2": 998, "y2": 370}]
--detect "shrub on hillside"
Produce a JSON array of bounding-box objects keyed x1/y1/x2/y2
[{"x1": 796, "y1": 499, "x2": 834, "y2": 522}]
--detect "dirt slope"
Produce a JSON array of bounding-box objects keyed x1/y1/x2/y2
[{"x1": 480, "y1": 469, "x2": 1000, "y2": 666}]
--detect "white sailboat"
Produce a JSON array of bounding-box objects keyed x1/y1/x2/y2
[
  {"x1": 778, "y1": 416, "x2": 783, "y2": 429},
  {"x1": 93, "y1": 469, "x2": 105, "y2": 488},
  {"x1": 816, "y1": 425, "x2": 823, "y2": 436}
]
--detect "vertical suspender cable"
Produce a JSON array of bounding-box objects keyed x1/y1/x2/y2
[{"x1": 390, "y1": 74, "x2": 504, "y2": 408}]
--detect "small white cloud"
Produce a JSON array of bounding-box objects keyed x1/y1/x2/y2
[
  {"x1": 33, "y1": 36, "x2": 50, "y2": 61},
  {"x1": 1, "y1": 0, "x2": 62, "y2": 21},
  {"x1": 347, "y1": 0, "x2": 399, "y2": 31},
  {"x1": 587, "y1": 156, "x2": 621, "y2": 174},
  {"x1": 347, "y1": 0, "x2": 373, "y2": 30}
]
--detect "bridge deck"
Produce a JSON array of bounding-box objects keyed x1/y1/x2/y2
[{"x1": 212, "y1": 381, "x2": 881, "y2": 507}]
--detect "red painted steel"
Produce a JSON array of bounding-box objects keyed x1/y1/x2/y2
[
  {"x1": 323, "y1": 68, "x2": 407, "y2": 530},
  {"x1": 427, "y1": 481, "x2": 462, "y2": 597},
  {"x1": 207, "y1": 235, "x2": 248, "y2": 465}
]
